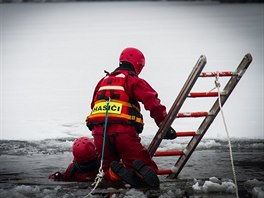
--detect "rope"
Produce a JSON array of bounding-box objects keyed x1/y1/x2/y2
[
  {"x1": 214, "y1": 72, "x2": 239, "y2": 198},
  {"x1": 84, "y1": 99, "x2": 110, "y2": 198}
]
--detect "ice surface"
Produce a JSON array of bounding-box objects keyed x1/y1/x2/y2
[{"x1": 1, "y1": 1, "x2": 263, "y2": 140}]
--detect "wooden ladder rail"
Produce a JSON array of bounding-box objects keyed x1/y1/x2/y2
[
  {"x1": 148, "y1": 55, "x2": 207, "y2": 157},
  {"x1": 149, "y1": 54, "x2": 252, "y2": 177},
  {"x1": 167, "y1": 53, "x2": 252, "y2": 179}
]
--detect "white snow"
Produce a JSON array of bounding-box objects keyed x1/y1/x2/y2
[
  {"x1": 252, "y1": 187, "x2": 264, "y2": 198},
  {"x1": 245, "y1": 179, "x2": 264, "y2": 198},
  {"x1": 192, "y1": 177, "x2": 264, "y2": 197},
  {"x1": 192, "y1": 177, "x2": 236, "y2": 194},
  {"x1": 0, "y1": 185, "x2": 63, "y2": 198},
  {"x1": 1, "y1": 178, "x2": 263, "y2": 198},
  {"x1": 123, "y1": 188, "x2": 147, "y2": 198},
  {"x1": 1, "y1": 2, "x2": 263, "y2": 140}
]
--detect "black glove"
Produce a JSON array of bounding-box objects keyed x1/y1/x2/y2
[
  {"x1": 86, "y1": 122, "x2": 93, "y2": 131},
  {"x1": 163, "y1": 127, "x2": 177, "y2": 140},
  {"x1": 54, "y1": 172, "x2": 62, "y2": 181}
]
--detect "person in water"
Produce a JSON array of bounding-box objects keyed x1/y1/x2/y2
[{"x1": 49, "y1": 137, "x2": 99, "y2": 182}]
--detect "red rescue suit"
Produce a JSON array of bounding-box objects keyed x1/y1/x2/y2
[
  {"x1": 86, "y1": 68, "x2": 167, "y2": 180},
  {"x1": 49, "y1": 158, "x2": 98, "y2": 182}
]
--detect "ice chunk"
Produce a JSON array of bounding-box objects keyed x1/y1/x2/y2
[{"x1": 192, "y1": 177, "x2": 236, "y2": 194}]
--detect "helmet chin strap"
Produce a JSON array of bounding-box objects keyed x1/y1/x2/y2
[{"x1": 119, "y1": 47, "x2": 145, "y2": 74}]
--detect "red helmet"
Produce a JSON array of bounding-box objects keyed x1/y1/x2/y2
[
  {"x1": 72, "y1": 137, "x2": 97, "y2": 164},
  {"x1": 119, "y1": 47, "x2": 145, "y2": 75}
]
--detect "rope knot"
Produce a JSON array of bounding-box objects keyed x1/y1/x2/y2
[{"x1": 214, "y1": 71, "x2": 221, "y2": 88}]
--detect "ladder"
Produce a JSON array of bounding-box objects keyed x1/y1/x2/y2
[{"x1": 148, "y1": 53, "x2": 253, "y2": 179}]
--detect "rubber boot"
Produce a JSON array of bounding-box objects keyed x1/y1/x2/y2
[
  {"x1": 132, "y1": 160, "x2": 160, "y2": 188},
  {"x1": 110, "y1": 161, "x2": 142, "y2": 188}
]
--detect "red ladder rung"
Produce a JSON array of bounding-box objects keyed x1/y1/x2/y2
[
  {"x1": 154, "y1": 150, "x2": 184, "y2": 157},
  {"x1": 176, "y1": 131, "x2": 196, "y2": 137},
  {"x1": 200, "y1": 71, "x2": 235, "y2": 77},
  {"x1": 188, "y1": 92, "x2": 219, "y2": 97},
  {"x1": 177, "y1": 112, "x2": 209, "y2": 118},
  {"x1": 157, "y1": 169, "x2": 173, "y2": 175}
]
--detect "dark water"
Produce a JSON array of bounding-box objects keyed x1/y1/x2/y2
[{"x1": 0, "y1": 138, "x2": 263, "y2": 197}]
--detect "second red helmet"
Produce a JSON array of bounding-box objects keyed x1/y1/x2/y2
[
  {"x1": 72, "y1": 137, "x2": 97, "y2": 164},
  {"x1": 119, "y1": 47, "x2": 145, "y2": 75}
]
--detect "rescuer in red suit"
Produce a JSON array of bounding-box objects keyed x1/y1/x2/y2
[
  {"x1": 86, "y1": 47, "x2": 177, "y2": 188},
  {"x1": 48, "y1": 137, "x2": 99, "y2": 182}
]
